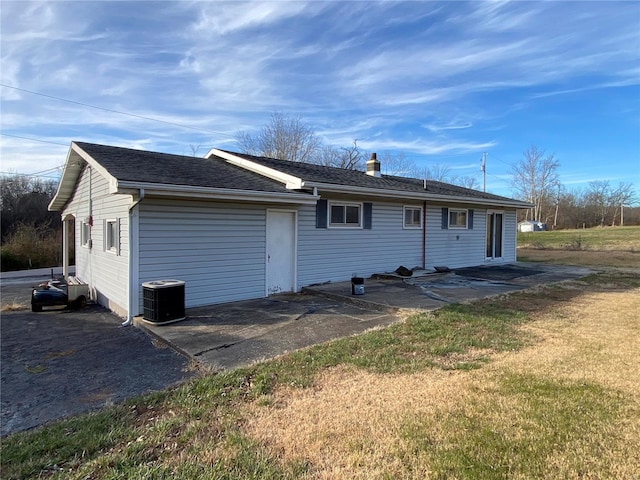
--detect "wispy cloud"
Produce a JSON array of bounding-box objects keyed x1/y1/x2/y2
[
  {"x1": 1, "y1": 0, "x2": 638, "y2": 195},
  {"x1": 360, "y1": 138, "x2": 497, "y2": 156},
  {"x1": 423, "y1": 121, "x2": 473, "y2": 133}
]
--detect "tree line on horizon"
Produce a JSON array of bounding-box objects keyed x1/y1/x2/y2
[
  {"x1": 2, "y1": 114, "x2": 638, "y2": 270},
  {"x1": 1, "y1": 175, "x2": 62, "y2": 271},
  {"x1": 236, "y1": 113, "x2": 639, "y2": 230}
]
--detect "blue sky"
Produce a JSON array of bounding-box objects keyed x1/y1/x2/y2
[{"x1": 1, "y1": 0, "x2": 639, "y2": 197}]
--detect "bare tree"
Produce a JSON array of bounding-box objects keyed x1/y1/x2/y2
[
  {"x1": 1, "y1": 174, "x2": 62, "y2": 270},
  {"x1": 510, "y1": 145, "x2": 560, "y2": 222},
  {"x1": 456, "y1": 176, "x2": 480, "y2": 190},
  {"x1": 1, "y1": 175, "x2": 59, "y2": 240},
  {"x1": 316, "y1": 141, "x2": 365, "y2": 170},
  {"x1": 188, "y1": 144, "x2": 202, "y2": 157},
  {"x1": 423, "y1": 163, "x2": 453, "y2": 183},
  {"x1": 236, "y1": 112, "x2": 321, "y2": 163},
  {"x1": 584, "y1": 180, "x2": 636, "y2": 226},
  {"x1": 610, "y1": 182, "x2": 636, "y2": 226},
  {"x1": 379, "y1": 151, "x2": 417, "y2": 176}
]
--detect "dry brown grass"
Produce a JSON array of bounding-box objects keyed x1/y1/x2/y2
[
  {"x1": 1, "y1": 299, "x2": 27, "y2": 312},
  {"x1": 244, "y1": 285, "x2": 640, "y2": 479}
]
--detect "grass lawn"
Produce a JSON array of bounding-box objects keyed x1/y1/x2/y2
[
  {"x1": 2, "y1": 269, "x2": 639, "y2": 479},
  {"x1": 517, "y1": 225, "x2": 640, "y2": 251},
  {"x1": 517, "y1": 225, "x2": 640, "y2": 268}
]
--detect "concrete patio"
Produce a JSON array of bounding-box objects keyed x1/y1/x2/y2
[{"x1": 135, "y1": 262, "x2": 592, "y2": 371}]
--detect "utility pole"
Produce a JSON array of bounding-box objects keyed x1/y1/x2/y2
[{"x1": 480, "y1": 152, "x2": 487, "y2": 192}]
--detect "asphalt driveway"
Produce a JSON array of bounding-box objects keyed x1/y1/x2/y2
[{"x1": 1, "y1": 305, "x2": 194, "y2": 437}]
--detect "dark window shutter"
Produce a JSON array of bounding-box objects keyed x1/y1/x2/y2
[
  {"x1": 316, "y1": 199, "x2": 328, "y2": 228},
  {"x1": 441, "y1": 207, "x2": 449, "y2": 229},
  {"x1": 468, "y1": 209, "x2": 474, "y2": 229},
  {"x1": 363, "y1": 202, "x2": 372, "y2": 229}
]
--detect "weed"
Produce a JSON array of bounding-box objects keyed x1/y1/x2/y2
[{"x1": 564, "y1": 235, "x2": 584, "y2": 250}]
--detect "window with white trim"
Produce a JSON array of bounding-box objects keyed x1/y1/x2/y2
[
  {"x1": 403, "y1": 206, "x2": 422, "y2": 229},
  {"x1": 81, "y1": 221, "x2": 91, "y2": 247},
  {"x1": 105, "y1": 219, "x2": 119, "y2": 254},
  {"x1": 329, "y1": 202, "x2": 362, "y2": 227},
  {"x1": 448, "y1": 209, "x2": 468, "y2": 229}
]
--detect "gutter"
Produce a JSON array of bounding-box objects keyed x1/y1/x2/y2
[
  {"x1": 129, "y1": 187, "x2": 145, "y2": 211},
  {"x1": 114, "y1": 181, "x2": 319, "y2": 205},
  {"x1": 302, "y1": 181, "x2": 534, "y2": 209},
  {"x1": 422, "y1": 200, "x2": 427, "y2": 269},
  {"x1": 122, "y1": 188, "x2": 145, "y2": 327}
]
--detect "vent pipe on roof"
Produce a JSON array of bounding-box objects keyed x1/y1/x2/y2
[{"x1": 366, "y1": 153, "x2": 381, "y2": 177}]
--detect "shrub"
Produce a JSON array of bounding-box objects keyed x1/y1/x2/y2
[
  {"x1": 1, "y1": 223, "x2": 61, "y2": 271},
  {"x1": 564, "y1": 236, "x2": 584, "y2": 251}
]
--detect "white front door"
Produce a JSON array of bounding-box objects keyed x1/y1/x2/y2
[{"x1": 266, "y1": 210, "x2": 296, "y2": 295}]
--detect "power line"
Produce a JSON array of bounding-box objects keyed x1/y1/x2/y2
[
  {"x1": 0, "y1": 172, "x2": 61, "y2": 180},
  {"x1": 1, "y1": 165, "x2": 63, "y2": 176},
  {"x1": 1, "y1": 133, "x2": 69, "y2": 147},
  {"x1": 0, "y1": 159, "x2": 64, "y2": 179},
  {"x1": 1, "y1": 83, "x2": 237, "y2": 138}
]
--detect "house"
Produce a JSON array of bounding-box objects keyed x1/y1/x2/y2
[
  {"x1": 49, "y1": 141, "x2": 532, "y2": 321},
  {"x1": 518, "y1": 220, "x2": 547, "y2": 232}
]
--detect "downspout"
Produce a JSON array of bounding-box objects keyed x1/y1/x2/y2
[
  {"x1": 422, "y1": 201, "x2": 427, "y2": 269},
  {"x1": 122, "y1": 188, "x2": 145, "y2": 327},
  {"x1": 88, "y1": 167, "x2": 93, "y2": 291}
]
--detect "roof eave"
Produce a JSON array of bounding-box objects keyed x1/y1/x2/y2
[
  {"x1": 115, "y1": 181, "x2": 318, "y2": 205},
  {"x1": 304, "y1": 182, "x2": 533, "y2": 208},
  {"x1": 49, "y1": 142, "x2": 119, "y2": 211}
]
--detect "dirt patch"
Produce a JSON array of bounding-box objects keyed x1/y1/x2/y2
[
  {"x1": 518, "y1": 248, "x2": 640, "y2": 268},
  {"x1": 243, "y1": 285, "x2": 640, "y2": 479},
  {"x1": 453, "y1": 264, "x2": 544, "y2": 280}
]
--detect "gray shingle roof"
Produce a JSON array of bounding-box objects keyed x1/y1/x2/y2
[
  {"x1": 74, "y1": 142, "x2": 294, "y2": 194},
  {"x1": 222, "y1": 150, "x2": 521, "y2": 203},
  {"x1": 71, "y1": 142, "x2": 526, "y2": 206}
]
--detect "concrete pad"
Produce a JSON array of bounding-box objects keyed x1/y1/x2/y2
[
  {"x1": 136, "y1": 262, "x2": 592, "y2": 372},
  {"x1": 305, "y1": 262, "x2": 592, "y2": 308},
  {"x1": 135, "y1": 293, "x2": 398, "y2": 371}
]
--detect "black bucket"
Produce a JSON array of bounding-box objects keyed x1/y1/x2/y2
[{"x1": 351, "y1": 277, "x2": 365, "y2": 295}]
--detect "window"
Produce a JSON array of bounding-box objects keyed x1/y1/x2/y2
[
  {"x1": 105, "y1": 219, "x2": 119, "y2": 253},
  {"x1": 448, "y1": 209, "x2": 468, "y2": 229},
  {"x1": 81, "y1": 221, "x2": 91, "y2": 247},
  {"x1": 329, "y1": 202, "x2": 361, "y2": 227},
  {"x1": 403, "y1": 206, "x2": 422, "y2": 229}
]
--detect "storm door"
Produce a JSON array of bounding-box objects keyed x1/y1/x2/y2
[{"x1": 486, "y1": 212, "x2": 504, "y2": 260}]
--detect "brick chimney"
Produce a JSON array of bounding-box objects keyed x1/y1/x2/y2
[{"x1": 366, "y1": 152, "x2": 381, "y2": 177}]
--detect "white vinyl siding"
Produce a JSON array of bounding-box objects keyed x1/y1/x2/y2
[
  {"x1": 424, "y1": 207, "x2": 517, "y2": 268},
  {"x1": 60, "y1": 165, "x2": 130, "y2": 316},
  {"x1": 502, "y1": 210, "x2": 517, "y2": 262},
  {"x1": 298, "y1": 200, "x2": 423, "y2": 286},
  {"x1": 425, "y1": 206, "x2": 484, "y2": 269},
  {"x1": 138, "y1": 199, "x2": 268, "y2": 310}
]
